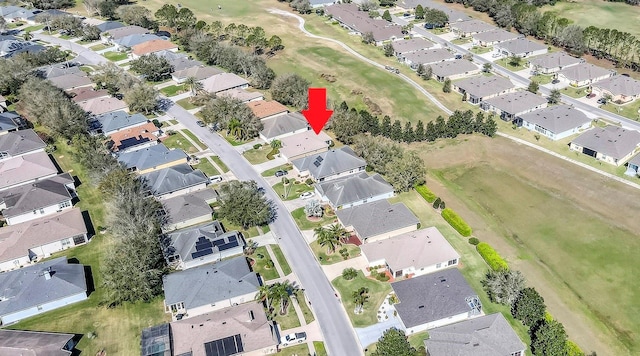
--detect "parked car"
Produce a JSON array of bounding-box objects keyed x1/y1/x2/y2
[
  {"x1": 274, "y1": 170, "x2": 288, "y2": 177},
  {"x1": 597, "y1": 98, "x2": 607, "y2": 104},
  {"x1": 492, "y1": 53, "x2": 501, "y2": 58},
  {"x1": 586, "y1": 93, "x2": 596, "y2": 99},
  {"x1": 196, "y1": 120, "x2": 206, "y2": 127},
  {"x1": 209, "y1": 175, "x2": 223, "y2": 183},
  {"x1": 281, "y1": 332, "x2": 307, "y2": 346},
  {"x1": 300, "y1": 191, "x2": 314, "y2": 199},
  {"x1": 551, "y1": 79, "x2": 560, "y2": 84}
]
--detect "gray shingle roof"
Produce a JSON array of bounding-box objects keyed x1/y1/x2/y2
[
  {"x1": 92, "y1": 110, "x2": 148, "y2": 134},
  {"x1": 315, "y1": 172, "x2": 393, "y2": 207},
  {"x1": 0, "y1": 257, "x2": 86, "y2": 318},
  {"x1": 425, "y1": 313, "x2": 526, "y2": 356},
  {"x1": 430, "y1": 59, "x2": 479, "y2": 78},
  {"x1": 482, "y1": 91, "x2": 547, "y2": 115},
  {"x1": 0, "y1": 151, "x2": 58, "y2": 191},
  {"x1": 95, "y1": 21, "x2": 124, "y2": 33},
  {"x1": 0, "y1": 330, "x2": 75, "y2": 356},
  {"x1": 495, "y1": 38, "x2": 546, "y2": 56},
  {"x1": 392, "y1": 37, "x2": 434, "y2": 55},
  {"x1": 450, "y1": 20, "x2": 496, "y2": 34},
  {"x1": 518, "y1": 105, "x2": 591, "y2": 134},
  {"x1": 117, "y1": 144, "x2": 187, "y2": 171},
  {"x1": 114, "y1": 34, "x2": 163, "y2": 48},
  {"x1": 166, "y1": 56, "x2": 202, "y2": 72},
  {"x1": 36, "y1": 64, "x2": 83, "y2": 79},
  {"x1": 162, "y1": 190, "x2": 215, "y2": 227},
  {"x1": 0, "y1": 173, "x2": 73, "y2": 218},
  {"x1": 0, "y1": 6, "x2": 23, "y2": 17},
  {"x1": 163, "y1": 256, "x2": 259, "y2": 309},
  {"x1": 593, "y1": 75, "x2": 640, "y2": 97},
  {"x1": 336, "y1": 200, "x2": 419, "y2": 240},
  {"x1": 102, "y1": 25, "x2": 148, "y2": 39},
  {"x1": 399, "y1": 0, "x2": 471, "y2": 22},
  {"x1": 292, "y1": 146, "x2": 366, "y2": 181},
  {"x1": 48, "y1": 73, "x2": 93, "y2": 91},
  {"x1": 200, "y1": 72, "x2": 249, "y2": 93},
  {"x1": 559, "y1": 63, "x2": 613, "y2": 83},
  {"x1": 0, "y1": 129, "x2": 45, "y2": 158},
  {"x1": 172, "y1": 65, "x2": 223, "y2": 81},
  {"x1": 572, "y1": 126, "x2": 640, "y2": 160},
  {"x1": 454, "y1": 75, "x2": 515, "y2": 99},
  {"x1": 260, "y1": 112, "x2": 309, "y2": 140},
  {"x1": 403, "y1": 48, "x2": 456, "y2": 65},
  {"x1": 0, "y1": 112, "x2": 20, "y2": 133},
  {"x1": 164, "y1": 220, "x2": 244, "y2": 264},
  {"x1": 472, "y1": 29, "x2": 520, "y2": 44},
  {"x1": 528, "y1": 52, "x2": 583, "y2": 70},
  {"x1": 392, "y1": 268, "x2": 476, "y2": 328},
  {"x1": 141, "y1": 164, "x2": 208, "y2": 197},
  {"x1": 325, "y1": 4, "x2": 403, "y2": 42}
]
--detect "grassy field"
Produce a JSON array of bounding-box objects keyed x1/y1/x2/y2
[
  {"x1": 175, "y1": 97, "x2": 200, "y2": 110},
  {"x1": 243, "y1": 145, "x2": 272, "y2": 164},
  {"x1": 273, "y1": 303, "x2": 301, "y2": 330},
  {"x1": 89, "y1": 43, "x2": 109, "y2": 51},
  {"x1": 160, "y1": 85, "x2": 185, "y2": 97},
  {"x1": 291, "y1": 207, "x2": 337, "y2": 230},
  {"x1": 161, "y1": 133, "x2": 197, "y2": 153},
  {"x1": 313, "y1": 341, "x2": 328, "y2": 356},
  {"x1": 310, "y1": 240, "x2": 361, "y2": 265},
  {"x1": 270, "y1": 244, "x2": 292, "y2": 275},
  {"x1": 272, "y1": 181, "x2": 314, "y2": 200},
  {"x1": 194, "y1": 159, "x2": 220, "y2": 176},
  {"x1": 103, "y1": 51, "x2": 128, "y2": 62},
  {"x1": 181, "y1": 129, "x2": 207, "y2": 149},
  {"x1": 261, "y1": 163, "x2": 292, "y2": 177},
  {"x1": 601, "y1": 100, "x2": 640, "y2": 121},
  {"x1": 250, "y1": 246, "x2": 280, "y2": 281},
  {"x1": 332, "y1": 271, "x2": 391, "y2": 327}
]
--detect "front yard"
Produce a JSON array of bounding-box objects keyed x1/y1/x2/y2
[
  {"x1": 162, "y1": 132, "x2": 198, "y2": 153},
  {"x1": 102, "y1": 51, "x2": 128, "y2": 62},
  {"x1": 261, "y1": 163, "x2": 293, "y2": 177},
  {"x1": 243, "y1": 145, "x2": 273, "y2": 164},
  {"x1": 310, "y1": 240, "x2": 361, "y2": 265},
  {"x1": 451, "y1": 37, "x2": 472, "y2": 45},
  {"x1": 561, "y1": 85, "x2": 590, "y2": 98},
  {"x1": 211, "y1": 156, "x2": 229, "y2": 173},
  {"x1": 175, "y1": 97, "x2": 201, "y2": 110},
  {"x1": 249, "y1": 246, "x2": 279, "y2": 281},
  {"x1": 272, "y1": 181, "x2": 314, "y2": 201},
  {"x1": 182, "y1": 129, "x2": 207, "y2": 150},
  {"x1": 495, "y1": 57, "x2": 527, "y2": 71},
  {"x1": 194, "y1": 160, "x2": 220, "y2": 177},
  {"x1": 291, "y1": 207, "x2": 337, "y2": 230},
  {"x1": 270, "y1": 244, "x2": 292, "y2": 275},
  {"x1": 469, "y1": 46, "x2": 492, "y2": 54},
  {"x1": 332, "y1": 271, "x2": 391, "y2": 327},
  {"x1": 601, "y1": 100, "x2": 640, "y2": 121},
  {"x1": 160, "y1": 85, "x2": 185, "y2": 97},
  {"x1": 530, "y1": 73, "x2": 553, "y2": 85}
]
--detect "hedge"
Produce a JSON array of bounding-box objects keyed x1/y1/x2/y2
[
  {"x1": 476, "y1": 242, "x2": 509, "y2": 271},
  {"x1": 415, "y1": 184, "x2": 437, "y2": 203},
  {"x1": 441, "y1": 208, "x2": 472, "y2": 237}
]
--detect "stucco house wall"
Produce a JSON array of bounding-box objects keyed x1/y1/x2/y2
[
  {"x1": 0, "y1": 293, "x2": 87, "y2": 325},
  {"x1": 156, "y1": 182, "x2": 208, "y2": 201},
  {"x1": 521, "y1": 120, "x2": 591, "y2": 141},
  {"x1": 6, "y1": 199, "x2": 73, "y2": 225},
  {"x1": 402, "y1": 311, "x2": 473, "y2": 335},
  {"x1": 361, "y1": 224, "x2": 418, "y2": 244}
]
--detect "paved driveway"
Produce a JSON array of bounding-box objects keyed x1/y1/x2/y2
[{"x1": 355, "y1": 317, "x2": 403, "y2": 349}]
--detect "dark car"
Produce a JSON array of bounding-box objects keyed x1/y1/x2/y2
[
  {"x1": 586, "y1": 93, "x2": 596, "y2": 99},
  {"x1": 196, "y1": 120, "x2": 206, "y2": 127},
  {"x1": 274, "y1": 170, "x2": 288, "y2": 177},
  {"x1": 551, "y1": 79, "x2": 560, "y2": 84},
  {"x1": 597, "y1": 98, "x2": 607, "y2": 104}
]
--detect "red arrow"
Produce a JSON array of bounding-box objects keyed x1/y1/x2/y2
[{"x1": 302, "y1": 88, "x2": 333, "y2": 135}]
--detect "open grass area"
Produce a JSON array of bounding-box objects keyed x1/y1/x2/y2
[
  {"x1": 451, "y1": 37, "x2": 472, "y2": 45},
  {"x1": 530, "y1": 73, "x2": 553, "y2": 85},
  {"x1": 295, "y1": 291, "x2": 315, "y2": 325},
  {"x1": 272, "y1": 181, "x2": 314, "y2": 201},
  {"x1": 291, "y1": 207, "x2": 337, "y2": 230},
  {"x1": 408, "y1": 330, "x2": 429, "y2": 350},
  {"x1": 273, "y1": 303, "x2": 301, "y2": 330},
  {"x1": 562, "y1": 85, "x2": 590, "y2": 98},
  {"x1": 161, "y1": 133, "x2": 198, "y2": 153},
  {"x1": 89, "y1": 43, "x2": 109, "y2": 51},
  {"x1": 310, "y1": 240, "x2": 360, "y2": 265},
  {"x1": 332, "y1": 271, "x2": 391, "y2": 327},
  {"x1": 496, "y1": 57, "x2": 527, "y2": 71},
  {"x1": 249, "y1": 246, "x2": 279, "y2": 281},
  {"x1": 261, "y1": 163, "x2": 292, "y2": 177},
  {"x1": 181, "y1": 129, "x2": 207, "y2": 150},
  {"x1": 194, "y1": 159, "x2": 220, "y2": 177},
  {"x1": 79, "y1": 66, "x2": 94, "y2": 73},
  {"x1": 243, "y1": 145, "x2": 272, "y2": 164},
  {"x1": 278, "y1": 344, "x2": 308, "y2": 356},
  {"x1": 313, "y1": 341, "x2": 327, "y2": 356},
  {"x1": 175, "y1": 97, "x2": 200, "y2": 110},
  {"x1": 211, "y1": 156, "x2": 230, "y2": 173},
  {"x1": 22, "y1": 24, "x2": 44, "y2": 32},
  {"x1": 270, "y1": 244, "x2": 292, "y2": 275},
  {"x1": 601, "y1": 100, "x2": 640, "y2": 121},
  {"x1": 102, "y1": 51, "x2": 128, "y2": 62},
  {"x1": 160, "y1": 84, "x2": 185, "y2": 97},
  {"x1": 469, "y1": 46, "x2": 492, "y2": 54},
  {"x1": 217, "y1": 217, "x2": 260, "y2": 239}
]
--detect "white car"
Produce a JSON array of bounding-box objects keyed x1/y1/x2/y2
[
  {"x1": 299, "y1": 191, "x2": 314, "y2": 199},
  {"x1": 281, "y1": 332, "x2": 306, "y2": 346},
  {"x1": 209, "y1": 175, "x2": 223, "y2": 183}
]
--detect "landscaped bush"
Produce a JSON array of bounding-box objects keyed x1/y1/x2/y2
[
  {"x1": 468, "y1": 237, "x2": 480, "y2": 245},
  {"x1": 375, "y1": 272, "x2": 390, "y2": 282},
  {"x1": 441, "y1": 208, "x2": 472, "y2": 237},
  {"x1": 266, "y1": 148, "x2": 278, "y2": 160},
  {"x1": 305, "y1": 178, "x2": 313, "y2": 185},
  {"x1": 476, "y1": 242, "x2": 509, "y2": 271},
  {"x1": 253, "y1": 143, "x2": 262, "y2": 149},
  {"x1": 415, "y1": 184, "x2": 437, "y2": 203},
  {"x1": 342, "y1": 267, "x2": 358, "y2": 280}
]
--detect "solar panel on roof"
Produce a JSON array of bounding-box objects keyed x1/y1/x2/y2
[
  {"x1": 218, "y1": 240, "x2": 240, "y2": 251},
  {"x1": 191, "y1": 248, "x2": 213, "y2": 259},
  {"x1": 317, "y1": 156, "x2": 323, "y2": 162},
  {"x1": 204, "y1": 334, "x2": 244, "y2": 356},
  {"x1": 212, "y1": 239, "x2": 226, "y2": 247},
  {"x1": 313, "y1": 161, "x2": 321, "y2": 167}
]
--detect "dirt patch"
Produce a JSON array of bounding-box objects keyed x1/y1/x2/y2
[
  {"x1": 320, "y1": 73, "x2": 337, "y2": 82},
  {"x1": 363, "y1": 96, "x2": 383, "y2": 115}
]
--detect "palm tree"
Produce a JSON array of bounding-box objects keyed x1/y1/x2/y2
[
  {"x1": 315, "y1": 226, "x2": 341, "y2": 254},
  {"x1": 327, "y1": 223, "x2": 348, "y2": 244},
  {"x1": 184, "y1": 76, "x2": 203, "y2": 98},
  {"x1": 23, "y1": 30, "x2": 33, "y2": 41},
  {"x1": 352, "y1": 287, "x2": 369, "y2": 312},
  {"x1": 255, "y1": 284, "x2": 273, "y2": 310},
  {"x1": 270, "y1": 139, "x2": 281, "y2": 149},
  {"x1": 228, "y1": 118, "x2": 246, "y2": 140}
]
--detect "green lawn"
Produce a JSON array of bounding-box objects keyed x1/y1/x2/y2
[
  {"x1": 295, "y1": 291, "x2": 315, "y2": 325},
  {"x1": 175, "y1": 97, "x2": 200, "y2": 110},
  {"x1": 243, "y1": 145, "x2": 272, "y2": 164},
  {"x1": 249, "y1": 246, "x2": 280, "y2": 281},
  {"x1": 601, "y1": 100, "x2": 640, "y2": 121},
  {"x1": 273, "y1": 303, "x2": 301, "y2": 331},
  {"x1": 332, "y1": 271, "x2": 391, "y2": 327},
  {"x1": 79, "y1": 66, "x2": 94, "y2": 73},
  {"x1": 211, "y1": 156, "x2": 230, "y2": 173},
  {"x1": 291, "y1": 207, "x2": 337, "y2": 230},
  {"x1": 408, "y1": 330, "x2": 429, "y2": 349},
  {"x1": 160, "y1": 85, "x2": 185, "y2": 97},
  {"x1": 181, "y1": 129, "x2": 207, "y2": 150},
  {"x1": 530, "y1": 73, "x2": 553, "y2": 85},
  {"x1": 310, "y1": 240, "x2": 361, "y2": 265},
  {"x1": 194, "y1": 160, "x2": 220, "y2": 177},
  {"x1": 562, "y1": 85, "x2": 589, "y2": 98},
  {"x1": 451, "y1": 37, "x2": 472, "y2": 45},
  {"x1": 261, "y1": 163, "x2": 292, "y2": 177},
  {"x1": 278, "y1": 344, "x2": 308, "y2": 356},
  {"x1": 270, "y1": 244, "x2": 292, "y2": 275},
  {"x1": 89, "y1": 43, "x2": 109, "y2": 51},
  {"x1": 272, "y1": 181, "x2": 314, "y2": 201},
  {"x1": 161, "y1": 134, "x2": 198, "y2": 154},
  {"x1": 221, "y1": 131, "x2": 247, "y2": 146},
  {"x1": 216, "y1": 217, "x2": 260, "y2": 239},
  {"x1": 469, "y1": 46, "x2": 492, "y2": 54},
  {"x1": 496, "y1": 57, "x2": 527, "y2": 71},
  {"x1": 314, "y1": 341, "x2": 328, "y2": 356},
  {"x1": 102, "y1": 51, "x2": 128, "y2": 61},
  {"x1": 22, "y1": 24, "x2": 44, "y2": 32}
]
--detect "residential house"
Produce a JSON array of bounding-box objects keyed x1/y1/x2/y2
[
  {"x1": 101, "y1": 25, "x2": 149, "y2": 43},
  {"x1": 454, "y1": 75, "x2": 516, "y2": 104},
  {"x1": 528, "y1": 52, "x2": 584, "y2": 74},
  {"x1": 425, "y1": 313, "x2": 526, "y2": 356},
  {"x1": 67, "y1": 87, "x2": 110, "y2": 103},
  {"x1": 78, "y1": 97, "x2": 128, "y2": 116},
  {"x1": 163, "y1": 256, "x2": 260, "y2": 319},
  {"x1": 141, "y1": 164, "x2": 208, "y2": 200},
  {"x1": 0, "y1": 129, "x2": 45, "y2": 161},
  {"x1": 494, "y1": 38, "x2": 547, "y2": 58},
  {"x1": 95, "y1": 20, "x2": 124, "y2": 33},
  {"x1": 0, "y1": 257, "x2": 87, "y2": 325},
  {"x1": 132, "y1": 39, "x2": 178, "y2": 58},
  {"x1": 402, "y1": 48, "x2": 456, "y2": 69},
  {"x1": 279, "y1": 130, "x2": 332, "y2": 162},
  {"x1": 90, "y1": 111, "x2": 148, "y2": 136},
  {"x1": 36, "y1": 64, "x2": 84, "y2": 79},
  {"x1": 247, "y1": 100, "x2": 289, "y2": 120},
  {"x1": 171, "y1": 65, "x2": 223, "y2": 83},
  {"x1": 291, "y1": 146, "x2": 366, "y2": 182},
  {"x1": 142, "y1": 303, "x2": 278, "y2": 356},
  {"x1": 48, "y1": 73, "x2": 94, "y2": 91},
  {"x1": 0, "y1": 94, "x2": 6, "y2": 110},
  {"x1": 480, "y1": 91, "x2": 548, "y2": 121},
  {"x1": 570, "y1": 126, "x2": 640, "y2": 165},
  {"x1": 325, "y1": 4, "x2": 403, "y2": 45},
  {"x1": 0, "y1": 151, "x2": 58, "y2": 192},
  {"x1": 217, "y1": 88, "x2": 264, "y2": 103},
  {"x1": 337, "y1": 200, "x2": 420, "y2": 243},
  {"x1": 3, "y1": 8, "x2": 38, "y2": 23},
  {"x1": 200, "y1": 72, "x2": 249, "y2": 94},
  {"x1": 0, "y1": 112, "x2": 24, "y2": 135},
  {"x1": 118, "y1": 144, "x2": 188, "y2": 174},
  {"x1": 0, "y1": 6, "x2": 25, "y2": 21},
  {"x1": 309, "y1": 0, "x2": 338, "y2": 8},
  {"x1": 400, "y1": 0, "x2": 471, "y2": 22},
  {"x1": 472, "y1": 29, "x2": 521, "y2": 47},
  {"x1": 315, "y1": 172, "x2": 394, "y2": 209},
  {"x1": 558, "y1": 63, "x2": 615, "y2": 87},
  {"x1": 450, "y1": 20, "x2": 496, "y2": 37},
  {"x1": 161, "y1": 189, "x2": 217, "y2": 231},
  {"x1": 0, "y1": 330, "x2": 77, "y2": 355},
  {"x1": 360, "y1": 226, "x2": 460, "y2": 278},
  {"x1": 113, "y1": 34, "x2": 164, "y2": 51},
  {"x1": 0, "y1": 209, "x2": 88, "y2": 272},
  {"x1": 591, "y1": 75, "x2": 640, "y2": 104},
  {"x1": 430, "y1": 59, "x2": 480, "y2": 82},
  {"x1": 393, "y1": 37, "x2": 435, "y2": 57},
  {"x1": 260, "y1": 112, "x2": 310, "y2": 141},
  {"x1": 0, "y1": 173, "x2": 75, "y2": 225},
  {"x1": 0, "y1": 40, "x2": 44, "y2": 58},
  {"x1": 517, "y1": 104, "x2": 592, "y2": 140},
  {"x1": 108, "y1": 121, "x2": 161, "y2": 153},
  {"x1": 28, "y1": 9, "x2": 71, "y2": 23},
  {"x1": 162, "y1": 220, "x2": 244, "y2": 269},
  {"x1": 392, "y1": 268, "x2": 482, "y2": 334},
  {"x1": 624, "y1": 153, "x2": 640, "y2": 176}
]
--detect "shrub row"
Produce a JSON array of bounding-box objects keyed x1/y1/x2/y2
[
  {"x1": 441, "y1": 208, "x2": 472, "y2": 237},
  {"x1": 476, "y1": 242, "x2": 509, "y2": 271},
  {"x1": 415, "y1": 184, "x2": 437, "y2": 203}
]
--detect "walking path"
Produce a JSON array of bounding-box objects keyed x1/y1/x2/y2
[{"x1": 265, "y1": 244, "x2": 287, "y2": 278}]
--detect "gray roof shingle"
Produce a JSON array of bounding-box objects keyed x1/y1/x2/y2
[
  {"x1": 141, "y1": 164, "x2": 208, "y2": 197},
  {"x1": 518, "y1": 105, "x2": 591, "y2": 134},
  {"x1": 392, "y1": 268, "x2": 476, "y2": 328},
  {"x1": 454, "y1": 75, "x2": 515, "y2": 99},
  {"x1": 0, "y1": 151, "x2": 58, "y2": 191},
  {"x1": 163, "y1": 256, "x2": 260, "y2": 309},
  {"x1": 482, "y1": 91, "x2": 548, "y2": 115},
  {"x1": 571, "y1": 126, "x2": 640, "y2": 160},
  {"x1": 114, "y1": 34, "x2": 163, "y2": 48},
  {"x1": 392, "y1": 37, "x2": 435, "y2": 54},
  {"x1": 164, "y1": 220, "x2": 244, "y2": 264},
  {"x1": 292, "y1": 146, "x2": 366, "y2": 181},
  {"x1": 403, "y1": 48, "x2": 456, "y2": 65},
  {"x1": 0, "y1": 173, "x2": 73, "y2": 219},
  {"x1": 472, "y1": 29, "x2": 520, "y2": 44},
  {"x1": 162, "y1": 190, "x2": 216, "y2": 228},
  {"x1": 336, "y1": 200, "x2": 419, "y2": 240},
  {"x1": 92, "y1": 110, "x2": 148, "y2": 134},
  {"x1": 0, "y1": 330, "x2": 75, "y2": 355},
  {"x1": 593, "y1": 75, "x2": 640, "y2": 97},
  {"x1": 430, "y1": 59, "x2": 479, "y2": 79},
  {"x1": 0, "y1": 129, "x2": 46, "y2": 158},
  {"x1": 315, "y1": 172, "x2": 393, "y2": 208},
  {"x1": 450, "y1": 20, "x2": 496, "y2": 34},
  {"x1": 260, "y1": 112, "x2": 309, "y2": 140},
  {"x1": 529, "y1": 52, "x2": 583, "y2": 70},
  {"x1": 559, "y1": 63, "x2": 613, "y2": 83},
  {"x1": 495, "y1": 37, "x2": 546, "y2": 56},
  {"x1": 117, "y1": 144, "x2": 187, "y2": 172}
]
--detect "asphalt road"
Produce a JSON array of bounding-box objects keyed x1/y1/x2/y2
[
  {"x1": 33, "y1": 33, "x2": 107, "y2": 66},
  {"x1": 165, "y1": 104, "x2": 363, "y2": 356},
  {"x1": 392, "y1": 16, "x2": 640, "y2": 131}
]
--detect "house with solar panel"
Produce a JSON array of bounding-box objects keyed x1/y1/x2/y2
[
  {"x1": 291, "y1": 146, "x2": 366, "y2": 182},
  {"x1": 162, "y1": 221, "x2": 245, "y2": 270}
]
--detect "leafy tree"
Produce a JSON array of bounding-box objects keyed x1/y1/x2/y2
[
  {"x1": 129, "y1": 54, "x2": 174, "y2": 82},
  {"x1": 548, "y1": 89, "x2": 561, "y2": 104},
  {"x1": 424, "y1": 8, "x2": 449, "y2": 28},
  {"x1": 23, "y1": 31, "x2": 33, "y2": 42},
  {"x1": 268, "y1": 35, "x2": 283, "y2": 53},
  {"x1": 416, "y1": 64, "x2": 425, "y2": 79},
  {"x1": 217, "y1": 180, "x2": 274, "y2": 228},
  {"x1": 0, "y1": 57, "x2": 37, "y2": 95},
  {"x1": 380, "y1": 115, "x2": 392, "y2": 137},
  {"x1": 414, "y1": 120, "x2": 425, "y2": 141},
  {"x1": 381, "y1": 10, "x2": 392, "y2": 22},
  {"x1": 415, "y1": 5, "x2": 425, "y2": 19},
  {"x1": 372, "y1": 328, "x2": 416, "y2": 356},
  {"x1": 482, "y1": 62, "x2": 492, "y2": 73},
  {"x1": 98, "y1": 0, "x2": 118, "y2": 19},
  {"x1": 116, "y1": 5, "x2": 156, "y2": 29},
  {"x1": 255, "y1": 280, "x2": 299, "y2": 315},
  {"x1": 330, "y1": 107, "x2": 361, "y2": 144},
  {"x1": 74, "y1": 135, "x2": 121, "y2": 183},
  {"x1": 124, "y1": 83, "x2": 158, "y2": 115},
  {"x1": 383, "y1": 42, "x2": 395, "y2": 57},
  {"x1": 532, "y1": 320, "x2": 568, "y2": 356},
  {"x1": 385, "y1": 151, "x2": 426, "y2": 192},
  {"x1": 154, "y1": 4, "x2": 179, "y2": 28},
  {"x1": 91, "y1": 62, "x2": 135, "y2": 95},
  {"x1": 481, "y1": 115, "x2": 498, "y2": 137},
  {"x1": 403, "y1": 121, "x2": 414, "y2": 142},
  {"x1": 362, "y1": 31, "x2": 375, "y2": 44},
  {"x1": 443, "y1": 78, "x2": 452, "y2": 93},
  {"x1": 527, "y1": 81, "x2": 540, "y2": 94},
  {"x1": 184, "y1": 76, "x2": 203, "y2": 97},
  {"x1": 82, "y1": 25, "x2": 102, "y2": 41},
  {"x1": 359, "y1": 0, "x2": 378, "y2": 11},
  {"x1": 200, "y1": 96, "x2": 262, "y2": 138},
  {"x1": 33, "y1": 0, "x2": 75, "y2": 9},
  {"x1": 512, "y1": 287, "x2": 546, "y2": 327},
  {"x1": 433, "y1": 197, "x2": 442, "y2": 209},
  {"x1": 175, "y1": 7, "x2": 196, "y2": 30},
  {"x1": 290, "y1": 0, "x2": 312, "y2": 14},
  {"x1": 342, "y1": 267, "x2": 358, "y2": 280},
  {"x1": 352, "y1": 287, "x2": 369, "y2": 310},
  {"x1": 508, "y1": 55, "x2": 523, "y2": 67},
  {"x1": 304, "y1": 199, "x2": 323, "y2": 217},
  {"x1": 270, "y1": 73, "x2": 310, "y2": 109},
  {"x1": 390, "y1": 120, "x2": 403, "y2": 141},
  {"x1": 482, "y1": 269, "x2": 526, "y2": 305},
  {"x1": 314, "y1": 224, "x2": 346, "y2": 253},
  {"x1": 423, "y1": 65, "x2": 433, "y2": 80}
]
